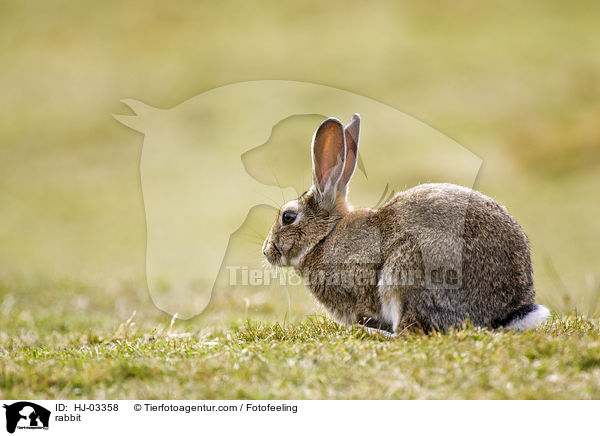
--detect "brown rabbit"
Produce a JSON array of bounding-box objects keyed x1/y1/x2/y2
[{"x1": 262, "y1": 114, "x2": 550, "y2": 334}]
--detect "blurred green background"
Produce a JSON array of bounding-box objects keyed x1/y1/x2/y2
[{"x1": 1, "y1": 0, "x2": 599, "y2": 333}]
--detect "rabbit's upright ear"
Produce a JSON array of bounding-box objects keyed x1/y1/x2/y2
[
  {"x1": 338, "y1": 114, "x2": 360, "y2": 197},
  {"x1": 312, "y1": 118, "x2": 346, "y2": 208}
]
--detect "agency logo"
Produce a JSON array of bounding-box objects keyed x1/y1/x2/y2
[
  {"x1": 114, "y1": 80, "x2": 482, "y2": 319},
  {"x1": 3, "y1": 402, "x2": 50, "y2": 434}
]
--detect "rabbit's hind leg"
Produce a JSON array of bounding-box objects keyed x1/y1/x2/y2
[
  {"x1": 356, "y1": 316, "x2": 394, "y2": 337},
  {"x1": 358, "y1": 325, "x2": 395, "y2": 338}
]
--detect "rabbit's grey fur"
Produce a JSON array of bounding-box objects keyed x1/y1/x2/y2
[{"x1": 263, "y1": 115, "x2": 550, "y2": 334}]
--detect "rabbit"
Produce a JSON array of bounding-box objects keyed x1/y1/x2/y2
[{"x1": 262, "y1": 114, "x2": 551, "y2": 334}]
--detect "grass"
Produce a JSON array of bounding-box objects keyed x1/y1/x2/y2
[
  {"x1": 2, "y1": 314, "x2": 600, "y2": 399},
  {"x1": 1, "y1": 276, "x2": 599, "y2": 400}
]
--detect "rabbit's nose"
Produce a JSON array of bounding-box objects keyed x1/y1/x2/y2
[{"x1": 262, "y1": 240, "x2": 269, "y2": 256}]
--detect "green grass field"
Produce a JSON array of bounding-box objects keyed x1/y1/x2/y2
[
  {"x1": 1, "y1": 1, "x2": 599, "y2": 399},
  {"x1": 1, "y1": 277, "x2": 599, "y2": 399},
  {"x1": 4, "y1": 314, "x2": 600, "y2": 399}
]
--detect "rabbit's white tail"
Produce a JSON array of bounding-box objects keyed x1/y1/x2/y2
[{"x1": 505, "y1": 304, "x2": 551, "y2": 331}]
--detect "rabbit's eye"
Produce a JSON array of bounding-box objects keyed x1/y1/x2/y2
[{"x1": 281, "y1": 210, "x2": 297, "y2": 226}]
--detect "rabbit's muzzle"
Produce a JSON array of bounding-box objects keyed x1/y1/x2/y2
[{"x1": 262, "y1": 239, "x2": 283, "y2": 266}]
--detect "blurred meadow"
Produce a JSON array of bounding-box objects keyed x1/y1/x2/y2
[{"x1": 0, "y1": 0, "x2": 600, "y2": 399}]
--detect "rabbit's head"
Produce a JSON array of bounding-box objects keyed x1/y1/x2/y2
[{"x1": 262, "y1": 114, "x2": 360, "y2": 266}]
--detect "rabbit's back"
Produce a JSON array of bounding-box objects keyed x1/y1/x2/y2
[{"x1": 375, "y1": 183, "x2": 534, "y2": 331}]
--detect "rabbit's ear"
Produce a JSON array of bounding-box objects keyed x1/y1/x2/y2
[
  {"x1": 312, "y1": 118, "x2": 346, "y2": 207},
  {"x1": 338, "y1": 113, "x2": 360, "y2": 196}
]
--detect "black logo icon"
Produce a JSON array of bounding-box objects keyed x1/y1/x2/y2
[{"x1": 3, "y1": 402, "x2": 50, "y2": 434}]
